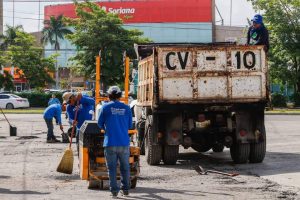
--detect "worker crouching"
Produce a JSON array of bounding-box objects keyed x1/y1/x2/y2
[{"x1": 97, "y1": 86, "x2": 133, "y2": 198}]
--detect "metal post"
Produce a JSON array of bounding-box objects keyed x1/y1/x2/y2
[
  {"x1": 12, "y1": 0, "x2": 15, "y2": 27},
  {"x1": 230, "y1": 0, "x2": 232, "y2": 26},
  {"x1": 38, "y1": 0, "x2": 40, "y2": 31},
  {"x1": 0, "y1": 0, "x2": 3, "y2": 34},
  {"x1": 95, "y1": 51, "x2": 101, "y2": 105},
  {"x1": 124, "y1": 57, "x2": 130, "y2": 105}
]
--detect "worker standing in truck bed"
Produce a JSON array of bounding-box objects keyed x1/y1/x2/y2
[{"x1": 247, "y1": 14, "x2": 270, "y2": 52}]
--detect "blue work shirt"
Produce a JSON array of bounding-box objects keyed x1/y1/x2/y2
[
  {"x1": 67, "y1": 95, "x2": 95, "y2": 129},
  {"x1": 43, "y1": 104, "x2": 62, "y2": 125},
  {"x1": 48, "y1": 98, "x2": 61, "y2": 106},
  {"x1": 98, "y1": 100, "x2": 132, "y2": 147}
]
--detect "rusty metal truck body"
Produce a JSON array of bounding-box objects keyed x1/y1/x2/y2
[{"x1": 135, "y1": 44, "x2": 268, "y2": 165}]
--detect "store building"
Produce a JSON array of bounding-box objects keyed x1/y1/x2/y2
[{"x1": 44, "y1": 0, "x2": 245, "y2": 89}]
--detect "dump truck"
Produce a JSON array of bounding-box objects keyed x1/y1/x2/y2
[{"x1": 134, "y1": 44, "x2": 269, "y2": 165}]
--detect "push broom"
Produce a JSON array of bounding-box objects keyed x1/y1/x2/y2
[{"x1": 57, "y1": 103, "x2": 79, "y2": 174}]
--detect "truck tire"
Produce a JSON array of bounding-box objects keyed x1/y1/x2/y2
[
  {"x1": 137, "y1": 121, "x2": 145, "y2": 155},
  {"x1": 230, "y1": 142, "x2": 250, "y2": 164},
  {"x1": 191, "y1": 144, "x2": 211, "y2": 153},
  {"x1": 145, "y1": 115, "x2": 162, "y2": 165},
  {"x1": 163, "y1": 145, "x2": 179, "y2": 165},
  {"x1": 212, "y1": 144, "x2": 224, "y2": 152},
  {"x1": 249, "y1": 127, "x2": 266, "y2": 163}
]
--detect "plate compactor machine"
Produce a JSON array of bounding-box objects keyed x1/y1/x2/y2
[{"x1": 78, "y1": 53, "x2": 140, "y2": 189}]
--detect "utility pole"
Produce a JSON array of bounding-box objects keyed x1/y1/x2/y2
[
  {"x1": 38, "y1": 0, "x2": 41, "y2": 31},
  {"x1": 0, "y1": 0, "x2": 3, "y2": 34},
  {"x1": 230, "y1": 0, "x2": 232, "y2": 26},
  {"x1": 12, "y1": 0, "x2": 15, "y2": 27}
]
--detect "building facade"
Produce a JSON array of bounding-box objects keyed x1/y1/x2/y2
[
  {"x1": 43, "y1": 0, "x2": 246, "y2": 90},
  {"x1": 44, "y1": 0, "x2": 214, "y2": 69}
]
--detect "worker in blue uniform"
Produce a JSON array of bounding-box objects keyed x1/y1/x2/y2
[
  {"x1": 62, "y1": 92, "x2": 95, "y2": 143},
  {"x1": 43, "y1": 104, "x2": 64, "y2": 143},
  {"x1": 98, "y1": 86, "x2": 132, "y2": 198}
]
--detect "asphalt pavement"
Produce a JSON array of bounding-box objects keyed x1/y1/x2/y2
[{"x1": 0, "y1": 114, "x2": 299, "y2": 200}]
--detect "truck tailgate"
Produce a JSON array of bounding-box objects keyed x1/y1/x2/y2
[{"x1": 157, "y1": 45, "x2": 268, "y2": 104}]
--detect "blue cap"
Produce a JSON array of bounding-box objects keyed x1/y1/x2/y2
[{"x1": 251, "y1": 14, "x2": 263, "y2": 24}]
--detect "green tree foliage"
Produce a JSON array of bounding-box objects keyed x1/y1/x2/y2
[
  {"x1": 248, "y1": 0, "x2": 300, "y2": 92},
  {"x1": 66, "y1": 1, "x2": 149, "y2": 87},
  {"x1": 0, "y1": 25, "x2": 23, "y2": 91},
  {"x1": 2, "y1": 26, "x2": 56, "y2": 89}
]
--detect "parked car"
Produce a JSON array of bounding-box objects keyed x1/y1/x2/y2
[{"x1": 0, "y1": 94, "x2": 30, "y2": 109}]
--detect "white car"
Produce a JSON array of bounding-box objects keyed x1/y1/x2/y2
[{"x1": 0, "y1": 94, "x2": 30, "y2": 109}]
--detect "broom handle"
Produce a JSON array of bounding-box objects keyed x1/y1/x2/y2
[
  {"x1": 69, "y1": 101, "x2": 80, "y2": 148},
  {"x1": 0, "y1": 107, "x2": 11, "y2": 126}
]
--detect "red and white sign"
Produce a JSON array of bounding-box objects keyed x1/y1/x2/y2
[{"x1": 45, "y1": 0, "x2": 212, "y2": 24}]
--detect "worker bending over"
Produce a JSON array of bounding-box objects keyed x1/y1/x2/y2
[
  {"x1": 43, "y1": 104, "x2": 64, "y2": 143},
  {"x1": 62, "y1": 92, "x2": 95, "y2": 144}
]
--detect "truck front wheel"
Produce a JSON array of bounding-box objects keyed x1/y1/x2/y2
[
  {"x1": 137, "y1": 121, "x2": 145, "y2": 155},
  {"x1": 230, "y1": 142, "x2": 250, "y2": 164},
  {"x1": 145, "y1": 115, "x2": 162, "y2": 165},
  {"x1": 163, "y1": 145, "x2": 179, "y2": 165}
]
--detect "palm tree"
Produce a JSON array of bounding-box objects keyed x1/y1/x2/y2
[
  {"x1": 0, "y1": 25, "x2": 23, "y2": 50},
  {"x1": 42, "y1": 15, "x2": 72, "y2": 89}
]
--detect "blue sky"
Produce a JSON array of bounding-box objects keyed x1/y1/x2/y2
[{"x1": 3, "y1": 0, "x2": 256, "y2": 33}]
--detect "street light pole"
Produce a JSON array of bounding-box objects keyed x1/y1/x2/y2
[
  {"x1": 230, "y1": 0, "x2": 232, "y2": 26},
  {"x1": 38, "y1": 0, "x2": 40, "y2": 31},
  {"x1": 12, "y1": 0, "x2": 15, "y2": 27}
]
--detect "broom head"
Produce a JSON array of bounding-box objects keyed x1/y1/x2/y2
[{"x1": 57, "y1": 147, "x2": 74, "y2": 174}]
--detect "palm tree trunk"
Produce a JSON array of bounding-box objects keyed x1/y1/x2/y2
[
  {"x1": 55, "y1": 35, "x2": 59, "y2": 89},
  {"x1": 55, "y1": 51, "x2": 58, "y2": 89}
]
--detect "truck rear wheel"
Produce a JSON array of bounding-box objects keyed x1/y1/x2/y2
[
  {"x1": 249, "y1": 127, "x2": 266, "y2": 163},
  {"x1": 163, "y1": 145, "x2": 179, "y2": 165},
  {"x1": 230, "y1": 142, "x2": 250, "y2": 164},
  {"x1": 145, "y1": 115, "x2": 162, "y2": 165}
]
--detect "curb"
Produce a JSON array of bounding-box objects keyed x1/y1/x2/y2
[{"x1": 265, "y1": 112, "x2": 300, "y2": 115}]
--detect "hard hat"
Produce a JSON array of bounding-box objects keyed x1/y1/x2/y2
[{"x1": 62, "y1": 92, "x2": 73, "y2": 104}]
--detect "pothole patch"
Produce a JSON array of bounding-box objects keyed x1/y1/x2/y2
[{"x1": 16, "y1": 136, "x2": 39, "y2": 140}]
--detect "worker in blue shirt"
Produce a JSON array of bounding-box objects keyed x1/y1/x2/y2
[
  {"x1": 62, "y1": 92, "x2": 95, "y2": 143},
  {"x1": 48, "y1": 94, "x2": 61, "y2": 106},
  {"x1": 43, "y1": 104, "x2": 64, "y2": 143},
  {"x1": 98, "y1": 86, "x2": 132, "y2": 198}
]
